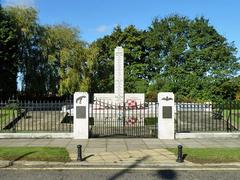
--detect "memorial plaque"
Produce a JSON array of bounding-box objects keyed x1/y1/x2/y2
[
  {"x1": 76, "y1": 106, "x2": 86, "y2": 119},
  {"x1": 162, "y1": 106, "x2": 172, "y2": 119}
]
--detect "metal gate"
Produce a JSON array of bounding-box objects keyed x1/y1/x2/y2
[{"x1": 89, "y1": 99, "x2": 158, "y2": 138}]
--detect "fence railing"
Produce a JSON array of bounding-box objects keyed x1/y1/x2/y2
[
  {"x1": 175, "y1": 101, "x2": 240, "y2": 133},
  {"x1": 89, "y1": 100, "x2": 158, "y2": 138},
  {"x1": 0, "y1": 98, "x2": 73, "y2": 133},
  {"x1": 3, "y1": 97, "x2": 239, "y2": 134}
]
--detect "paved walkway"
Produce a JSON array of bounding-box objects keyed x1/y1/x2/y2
[{"x1": 0, "y1": 138, "x2": 240, "y2": 166}]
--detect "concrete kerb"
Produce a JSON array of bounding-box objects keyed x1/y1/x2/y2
[{"x1": 2, "y1": 159, "x2": 240, "y2": 169}]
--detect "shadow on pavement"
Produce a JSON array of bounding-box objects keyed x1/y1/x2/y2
[
  {"x1": 0, "y1": 151, "x2": 36, "y2": 168},
  {"x1": 108, "y1": 155, "x2": 149, "y2": 180},
  {"x1": 82, "y1": 154, "x2": 94, "y2": 161},
  {"x1": 157, "y1": 170, "x2": 177, "y2": 179},
  {"x1": 183, "y1": 154, "x2": 188, "y2": 160}
]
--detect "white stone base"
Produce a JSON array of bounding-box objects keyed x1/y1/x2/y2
[
  {"x1": 158, "y1": 92, "x2": 175, "y2": 139},
  {"x1": 176, "y1": 133, "x2": 240, "y2": 139},
  {"x1": 0, "y1": 133, "x2": 73, "y2": 139},
  {"x1": 74, "y1": 92, "x2": 89, "y2": 139},
  {"x1": 158, "y1": 121, "x2": 175, "y2": 139}
]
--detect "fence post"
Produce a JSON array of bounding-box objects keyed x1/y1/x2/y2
[
  {"x1": 158, "y1": 92, "x2": 175, "y2": 139},
  {"x1": 74, "y1": 92, "x2": 89, "y2": 139}
]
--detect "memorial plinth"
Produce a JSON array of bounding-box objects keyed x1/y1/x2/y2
[
  {"x1": 94, "y1": 46, "x2": 145, "y2": 126},
  {"x1": 114, "y1": 47, "x2": 124, "y2": 104}
]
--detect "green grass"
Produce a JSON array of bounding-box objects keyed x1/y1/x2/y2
[
  {"x1": 168, "y1": 148, "x2": 240, "y2": 163},
  {"x1": 144, "y1": 117, "x2": 157, "y2": 125},
  {"x1": 0, "y1": 108, "x2": 17, "y2": 124},
  {"x1": 223, "y1": 109, "x2": 240, "y2": 121},
  {"x1": 223, "y1": 109, "x2": 240, "y2": 124},
  {"x1": 0, "y1": 147, "x2": 70, "y2": 162}
]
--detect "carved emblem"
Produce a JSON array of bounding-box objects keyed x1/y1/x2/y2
[
  {"x1": 161, "y1": 96, "x2": 173, "y2": 101},
  {"x1": 76, "y1": 96, "x2": 86, "y2": 104}
]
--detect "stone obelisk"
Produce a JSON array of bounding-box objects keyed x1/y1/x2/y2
[{"x1": 114, "y1": 46, "x2": 124, "y2": 104}]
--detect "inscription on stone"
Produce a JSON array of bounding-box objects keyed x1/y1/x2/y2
[
  {"x1": 76, "y1": 106, "x2": 86, "y2": 119},
  {"x1": 162, "y1": 106, "x2": 172, "y2": 119}
]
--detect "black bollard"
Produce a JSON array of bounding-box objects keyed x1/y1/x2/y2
[
  {"x1": 176, "y1": 145, "x2": 184, "y2": 163},
  {"x1": 77, "y1": 145, "x2": 82, "y2": 161}
]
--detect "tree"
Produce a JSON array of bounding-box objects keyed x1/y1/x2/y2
[
  {"x1": 0, "y1": 5, "x2": 21, "y2": 98},
  {"x1": 1, "y1": 7, "x2": 239, "y2": 101},
  {"x1": 92, "y1": 25, "x2": 148, "y2": 93},
  {"x1": 4, "y1": 6, "x2": 48, "y2": 96},
  {"x1": 44, "y1": 24, "x2": 88, "y2": 95},
  {"x1": 146, "y1": 15, "x2": 239, "y2": 101},
  {"x1": 4, "y1": 7, "x2": 90, "y2": 97}
]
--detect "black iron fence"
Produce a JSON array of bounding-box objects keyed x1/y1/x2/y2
[
  {"x1": 175, "y1": 101, "x2": 240, "y2": 133},
  {"x1": 89, "y1": 100, "x2": 158, "y2": 138},
  {"x1": 3, "y1": 97, "x2": 239, "y2": 135},
  {"x1": 0, "y1": 98, "x2": 73, "y2": 133}
]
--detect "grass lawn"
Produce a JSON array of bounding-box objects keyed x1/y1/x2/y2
[
  {"x1": 144, "y1": 117, "x2": 157, "y2": 125},
  {"x1": 168, "y1": 148, "x2": 240, "y2": 164},
  {"x1": 223, "y1": 109, "x2": 240, "y2": 124},
  {"x1": 0, "y1": 147, "x2": 70, "y2": 162},
  {"x1": 0, "y1": 108, "x2": 17, "y2": 124}
]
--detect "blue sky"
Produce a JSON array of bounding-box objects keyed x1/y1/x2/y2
[{"x1": 2, "y1": 0, "x2": 240, "y2": 56}]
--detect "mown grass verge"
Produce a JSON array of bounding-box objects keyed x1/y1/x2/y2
[
  {"x1": 0, "y1": 147, "x2": 70, "y2": 162},
  {"x1": 168, "y1": 148, "x2": 240, "y2": 164}
]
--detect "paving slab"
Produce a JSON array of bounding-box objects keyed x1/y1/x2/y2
[
  {"x1": 84, "y1": 148, "x2": 107, "y2": 153},
  {"x1": 113, "y1": 152, "x2": 131, "y2": 159},
  {"x1": 107, "y1": 147, "x2": 128, "y2": 152},
  {"x1": 127, "y1": 146, "x2": 148, "y2": 151},
  {"x1": 74, "y1": 147, "x2": 189, "y2": 166},
  {"x1": 89, "y1": 139, "x2": 107, "y2": 142},
  {"x1": 87, "y1": 144, "x2": 106, "y2": 149},
  {"x1": 222, "y1": 143, "x2": 240, "y2": 147},
  {"x1": 1, "y1": 137, "x2": 240, "y2": 167},
  {"x1": 107, "y1": 142, "x2": 126, "y2": 146},
  {"x1": 108, "y1": 139, "x2": 126, "y2": 142},
  {"x1": 145, "y1": 144, "x2": 167, "y2": 149}
]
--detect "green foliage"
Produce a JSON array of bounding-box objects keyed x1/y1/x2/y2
[
  {"x1": 0, "y1": 6, "x2": 21, "y2": 97},
  {"x1": 4, "y1": 7, "x2": 48, "y2": 96},
  {"x1": 44, "y1": 24, "x2": 88, "y2": 95},
  {"x1": 146, "y1": 15, "x2": 239, "y2": 101},
  {"x1": 144, "y1": 117, "x2": 157, "y2": 125},
  {"x1": 92, "y1": 25, "x2": 148, "y2": 93},
  {"x1": 2, "y1": 7, "x2": 92, "y2": 97},
  {"x1": 92, "y1": 15, "x2": 239, "y2": 101},
  {"x1": 0, "y1": 7, "x2": 239, "y2": 101}
]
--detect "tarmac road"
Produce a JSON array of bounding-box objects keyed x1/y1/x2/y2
[{"x1": 1, "y1": 168, "x2": 240, "y2": 180}]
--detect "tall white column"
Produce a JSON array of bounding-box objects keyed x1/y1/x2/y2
[
  {"x1": 74, "y1": 92, "x2": 89, "y2": 139},
  {"x1": 158, "y1": 92, "x2": 175, "y2": 139},
  {"x1": 114, "y1": 46, "x2": 124, "y2": 104}
]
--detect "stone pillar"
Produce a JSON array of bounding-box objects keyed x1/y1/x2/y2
[
  {"x1": 74, "y1": 92, "x2": 89, "y2": 139},
  {"x1": 158, "y1": 92, "x2": 175, "y2": 139},
  {"x1": 114, "y1": 46, "x2": 124, "y2": 104}
]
